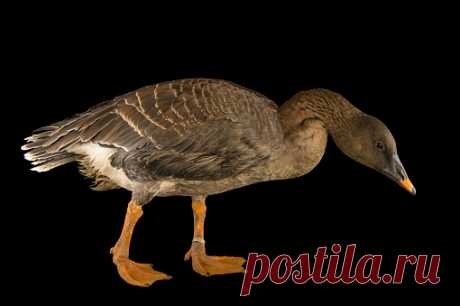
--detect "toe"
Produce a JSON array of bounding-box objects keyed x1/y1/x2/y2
[
  {"x1": 191, "y1": 255, "x2": 246, "y2": 276},
  {"x1": 115, "y1": 259, "x2": 172, "y2": 287},
  {"x1": 184, "y1": 248, "x2": 192, "y2": 262},
  {"x1": 211, "y1": 256, "x2": 246, "y2": 266}
]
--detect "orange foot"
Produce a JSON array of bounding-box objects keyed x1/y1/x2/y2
[
  {"x1": 184, "y1": 242, "x2": 246, "y2": 276},
  {"x1": 111, "y1": 249, "x2": 171, "y2": 287}
]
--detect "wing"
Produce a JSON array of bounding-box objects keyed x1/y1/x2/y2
[
  {"x1": 119, "y1": 118, "x2": 272, "y2": 181},
  {"x1": 109, "y1": 79, "x2": 283, "y2": 181},
  {"x1": 24, "y1": 79, "x2": 283, "y2": 180}
]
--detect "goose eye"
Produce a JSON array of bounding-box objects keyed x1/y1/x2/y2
[{"x1": 376, "y1": 141, "x2": 385, "y2": 151}]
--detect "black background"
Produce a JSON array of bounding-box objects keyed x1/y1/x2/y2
[{"x1": 5, "y1": 4, "x2": 455, "y2": 304}]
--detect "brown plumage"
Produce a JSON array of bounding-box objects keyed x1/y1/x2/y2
[
  {"x1": 22, "y1": 78, "x2": 415, "y2": 287},
  {"x1": 23, "y1": 79, "x2": 281, "y2": 190}
]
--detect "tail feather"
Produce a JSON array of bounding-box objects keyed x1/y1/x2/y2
[
  {"x1": 22, "y1": 99, "x2": 117, "y2": 172},
  {"x1": 22, "y1": 121, "x2": 80, "y2": 172},
  {"x1": 21, "y1": 113, "x2": 91, "y2": 172},
  {"x1": 30, "y1": 155, "x2": 76, "y2": 172}
]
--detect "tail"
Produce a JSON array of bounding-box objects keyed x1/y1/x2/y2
[
  {"x1": 22, "y1": 99, "x2": 119, "y2": 172},
  {"x1": 21, "y1": 115, "x2": 84, "y2": 172}
]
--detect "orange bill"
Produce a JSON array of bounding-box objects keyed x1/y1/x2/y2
[{"x1": 400, "y1": 178, "x2": 416, "y2": 195}]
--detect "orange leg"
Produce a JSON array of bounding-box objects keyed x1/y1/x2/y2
[
  {"x1": 184, "y1": 196, "x2": 246, "y2": 276},
  {"x1": 110, "y1": 201, "x2": 171, "y2": 287}
]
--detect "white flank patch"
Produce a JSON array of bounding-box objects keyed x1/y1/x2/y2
[
  {"x1": 70, "y1": 143, "x2": 135, "y2": 190},
  {"x1": 70, "y1": 143, "x2": 176, "y2": 195}
]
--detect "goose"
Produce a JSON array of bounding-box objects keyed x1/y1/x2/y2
[{"x1": 22, "y1": 78, "x2": 415, "y2": 287}]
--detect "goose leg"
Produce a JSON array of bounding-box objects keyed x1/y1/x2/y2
[
  {"x1": 110, "y1": 200, "x2": 171, "y2": 287},
  {"x1": 184, "y1": 196, "x2": 246, "y2": 276}
]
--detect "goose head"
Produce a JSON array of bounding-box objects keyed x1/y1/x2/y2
[{"x1": 333, "y1": 113, "x2": 416, "y2": 195}]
